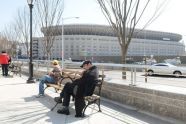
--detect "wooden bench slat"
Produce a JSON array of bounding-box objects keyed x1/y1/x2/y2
[
  {"x1": 84, "y1": 94, "x2": 100, "y2": 101},
  {"x1": 46, "y1": 83, "x2": 64, "y2": 90}
]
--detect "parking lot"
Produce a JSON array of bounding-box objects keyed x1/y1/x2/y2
[{"x1": 104, "y1": 70, "x2": 186, "y2": 88}]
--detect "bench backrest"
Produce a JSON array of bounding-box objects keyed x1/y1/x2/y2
[
  {"x1": 61, "y1": 69, "x2": 105, "y2": 96},
  {"x1": 94, "y1": 74, "x2": 105, "y2": 96},
  {"x1": 62, "y1": 70, "x2": 81, "y2": 80}
]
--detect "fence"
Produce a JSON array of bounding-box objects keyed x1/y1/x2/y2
[{"x1": 16, "y1": 59, "x2": 186, "y2": 89}]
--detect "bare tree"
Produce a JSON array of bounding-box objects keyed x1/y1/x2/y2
[
  {"x1": 1, "y1": 25, "x2": 19, "y2": 57},
  {"x1": 96, "y1": 0, "x2": 169, "y2": 78},
  {"x1": 0, "y1": 35, "x2": 8, "y2": 52},
  {"x1": 34, "y1": 0, "x2": 64, "y2": 60},
  {"x1": 14, "y1": 7, "x2": 30, "y2": 57}
]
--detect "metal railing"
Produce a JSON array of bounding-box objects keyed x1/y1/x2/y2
[{"x1": 14, "y1": 59, "x2": 186, "y2": 88}]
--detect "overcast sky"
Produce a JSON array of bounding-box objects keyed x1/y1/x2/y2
[{"x1": 0, "y1": 0, "x2": 186, "y2": 42}]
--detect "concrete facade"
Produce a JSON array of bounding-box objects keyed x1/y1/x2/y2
[{"x1": 32, "y1": 24, "x2": 185, "y2": 62}]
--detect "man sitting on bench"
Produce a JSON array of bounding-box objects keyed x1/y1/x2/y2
[
  {"x1": 36, "y1": 60, "x2": 61, "y2": 98},
  {"x1": 55, "y1": 60, "x2": 99, "y2": 117}
]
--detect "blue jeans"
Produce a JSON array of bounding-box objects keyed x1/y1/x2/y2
[{"x1": 39, "y1": 75, "x2": 55, "y2": 95}]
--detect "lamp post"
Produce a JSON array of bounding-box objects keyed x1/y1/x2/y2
[
  {"x1": 27, "y1": 0, "x2": 35, "y2": 83},
  {"x1": 61, "y1": 17, "x2": 79, "y2": 69}
]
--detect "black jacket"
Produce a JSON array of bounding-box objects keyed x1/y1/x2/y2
[{"x1": 75, "y1": 65, "x2": 99, "y2": 97}]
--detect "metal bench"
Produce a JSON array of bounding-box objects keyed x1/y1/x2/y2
[
  {"x1": 49, "y1": 70, "x2": 105, "y2": 116},
  {"x1": 9, "y1": 62, "x2": 23, "y2": 77},
  {"x1": 44, "y1": 70, "x2": 79, "y2": 93},
  {"x1": 82, "y1": 74, "x2": 105, "y2": 116}
]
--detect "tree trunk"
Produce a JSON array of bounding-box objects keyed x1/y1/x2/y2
[
  {"x1": 121, "y1": 46, "x2": 127, "y2": 79},
  {"x1": 46, "y1": 52, "x2": 50, "y2": 72}
]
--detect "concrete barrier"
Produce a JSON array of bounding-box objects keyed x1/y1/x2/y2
[{"x1": 101, "y1": 82, "x2": 186, "y2": 121}]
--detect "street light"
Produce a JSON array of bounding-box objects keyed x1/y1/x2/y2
[
  {"x1": 27, "y1": 0, "x2": 35, "y2": 83},
  {"x1": 61, "y1": 17, "x2": 79, "y2": 69}
]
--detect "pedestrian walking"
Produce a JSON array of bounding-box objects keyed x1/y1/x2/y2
[{"x1": 0, "y1": 50, "x2": 10, "y2": 76}]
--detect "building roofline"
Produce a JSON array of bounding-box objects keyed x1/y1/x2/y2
[{"x1": 41, "y1": 24, "x2": 182, "y2": 42}]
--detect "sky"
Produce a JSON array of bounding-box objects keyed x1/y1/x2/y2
[{"x1": 0, "y1": 0, "x2": 186, "y2": 44}]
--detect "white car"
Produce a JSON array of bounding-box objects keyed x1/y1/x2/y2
[{"x1": 147, "y1": 63, "x2": 186, "y2": 77}]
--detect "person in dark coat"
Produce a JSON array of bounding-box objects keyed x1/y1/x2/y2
[{"x1": 55, "y1": 60, "x2": 99, "y2": 117}]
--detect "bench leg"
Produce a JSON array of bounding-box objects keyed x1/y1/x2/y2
[
  {"x1": 97, "y1": 99, "x2": 101, "y2": 112},
  {"x1": 55, "y1": 89, "x2": 58, "y2": 93},
  {"x1": 19, "y1": 71, "x2": 21, "y2": 77},
  {"x1": 44, "y1": 86, "x2": 48, "y2": 92},
  {"x1": 82, "y1": 105, "x2": 88, "y2": 116},
  {"x1": 51, "y1": 102, "x2": 59, "y2": 111},
  {"x1": 82, "y1": 99, "x2": 101, "y2": 116}
]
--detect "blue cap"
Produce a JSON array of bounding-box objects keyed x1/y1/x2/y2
[{"x1": 80, "y1": 60, "x2": 92, "y2": 68}]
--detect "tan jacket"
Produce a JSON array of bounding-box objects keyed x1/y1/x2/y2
[{"x1": 50, "y1": 65, "x2": 62, "y2": 81}]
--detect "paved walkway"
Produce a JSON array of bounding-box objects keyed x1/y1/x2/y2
[{"x1": 0, "y1": 75, "x2": 184, "y2": 124}]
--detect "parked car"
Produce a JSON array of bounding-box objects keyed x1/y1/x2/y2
[
  {"x1": 164, "y1": 57, "x2": 181, "y2": 65},
  {"x1": 147, "y1": 63, "x2": 186, "y2": 77}
]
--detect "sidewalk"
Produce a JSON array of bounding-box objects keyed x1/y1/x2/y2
[{"x1": 0, "y1": 75, "x2": 184, "y2": 124}]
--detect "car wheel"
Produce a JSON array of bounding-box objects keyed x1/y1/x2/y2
[
  {"x1": 174, "y1": 71, "x2": 181, "y2": 77},
  {"x1": 147, "y1": 70, "x2": 154, "y2": 76}
]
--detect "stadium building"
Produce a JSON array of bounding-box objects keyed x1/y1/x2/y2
[{"x1": 32, "y1": 24, "x2": 185, "y2": 63}]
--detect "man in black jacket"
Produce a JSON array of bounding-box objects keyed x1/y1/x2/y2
[{"x1": 56, "y1": 60, "x2": 99, "y2": 117}]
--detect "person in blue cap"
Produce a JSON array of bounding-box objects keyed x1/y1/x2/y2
[{"x1": 55, "y1": 60, "x2": 99, "y2": 117}]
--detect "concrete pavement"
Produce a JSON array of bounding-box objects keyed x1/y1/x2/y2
[{"x1": 0, "y1": 75, "x2": 185, "y2": 124}]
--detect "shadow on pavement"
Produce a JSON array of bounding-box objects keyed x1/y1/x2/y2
[
  {"x1": 99, "y1": 100, "x2": 173, "y2": 124},
  {"x1": 23, "y1": 94, "x2": 89, "y2": 123},
  {"x1": 22, "y1": 94, "x2": 174, "y2": 124},
  {"x1": 0, "y1": 82, "x2": 26, "y2": 86},
  {"x1": 142, "y1": 74, "x2": 186, "y2": 78}
]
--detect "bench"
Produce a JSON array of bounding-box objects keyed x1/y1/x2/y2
[
  {"x1": 82, "y1": 74, "x2": 105, "y2": 116},
  {"x1": 9, "y1": 62, "x2": 23, "y2": 77},
  {"x1": 48, "y1": 69, "x2": 105, "y2": 116},
  {"x1": 44, "y1": 70, "x2": 81, "y2": 93}
]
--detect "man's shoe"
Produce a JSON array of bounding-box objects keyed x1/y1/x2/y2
[
  {"x1": 75, "y1": 114, "x2": 85, "y2": 118},
  {"x1": 57, "y1": 108, "x2": 70, "y2": 115},
  {"x1": 35, "y1": 94, "x2": 45, "y2": 98},
  {"x1": 54, "y1": 97, "x2": 62, "y2": 103}
]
